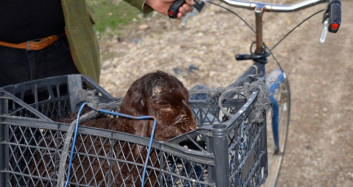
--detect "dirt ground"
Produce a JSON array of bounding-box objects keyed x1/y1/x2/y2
[{"x1": 98, "y1": 0, "x2": 353, "y2": 186}]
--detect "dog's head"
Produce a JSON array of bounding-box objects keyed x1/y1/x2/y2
[{"x1": 118, "y1": 71, "x2": 197, "y2": 141}]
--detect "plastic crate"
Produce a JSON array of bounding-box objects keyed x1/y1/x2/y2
[{"x1": 0, "y1": 74, "x2": 268, "y2": 186}]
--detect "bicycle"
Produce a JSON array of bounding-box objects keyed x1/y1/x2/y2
[
  {"x1": 169, "y1": 0, "x2": 342, "y2": 186},
  {"x1": 0, "y1": 0, "x2": 341, "y2": 186}
]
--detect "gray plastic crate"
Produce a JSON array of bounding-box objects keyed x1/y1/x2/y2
[{"x1": 0, "y1": 74, "x2": 267, "y2": 186}]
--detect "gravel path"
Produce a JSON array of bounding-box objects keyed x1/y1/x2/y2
[{"x1": 98, "y1": 0, "x2": 353, "y2": 186}]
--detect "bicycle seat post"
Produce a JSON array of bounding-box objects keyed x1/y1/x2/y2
[{"x1": 254, "y1": 4, "x2": 265, "y2": 56}]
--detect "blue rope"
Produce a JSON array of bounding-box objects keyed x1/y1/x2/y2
[
  {"x1": 65, "y1": 102, "x2": 157, "y2": 187},
  {"x1": 91, "y1": 108, "x2": 157, "y2": 187},
  {"x1": 64, "y1": 102, "x2": 88, "y2": 187}
]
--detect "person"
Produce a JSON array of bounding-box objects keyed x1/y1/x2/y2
[{"x1": 0, "y1": 0, "x2": 193, "y2": 87}]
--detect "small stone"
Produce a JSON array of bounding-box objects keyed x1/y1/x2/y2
[
  {"x1": 131, "y1": 38, "x2": 141, "y2": 43},
  {"x1": 137, "y1": 14, "x2": 144, "y2": 19},
  {"x1": 117, "y1": 37, "x2": 124, "y2": 43},
  {"x1": 138, "y1": 24, "x2": 149, "y2": 30}
]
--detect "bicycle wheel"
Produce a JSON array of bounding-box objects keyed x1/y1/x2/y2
[{"x1": 264, "y1": 77, "x2": 291, "y2": 187}]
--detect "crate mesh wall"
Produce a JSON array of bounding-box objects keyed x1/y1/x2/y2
[
  {"x1": 1, "y1": 75, "x2": 268, "y2": 187},
  {"x1": 4, "y1": 123, "x2": 213, "y2": 186}
]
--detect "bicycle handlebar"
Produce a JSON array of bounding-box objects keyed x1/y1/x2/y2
[
  {"x1": 327, "y1": 0, "x2": 341, "y2": 33},
  {"x1": 221, "y1": 0, "x2": 329, "y2": 12},
  {"x1": 168, "y1": 0, "x2": 341, "y2": 48},
  {"x1": 169, "y1": 0, "x2": 341, "y2": 30},
  {"x1": 221, "y1": 0, "x2": 341, "y2": 33}
]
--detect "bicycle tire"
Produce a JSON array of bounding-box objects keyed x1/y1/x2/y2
[{"x1": 264, "y1": 77, "x2": 291, "y2": 187}]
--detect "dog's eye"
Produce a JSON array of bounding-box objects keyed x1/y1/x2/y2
[
  {"x1": 161, "y1": 104, "x2": 170, "y2": 108},
  {"x1": 156, "y1": 101, "x2": 170, "y2": 108},
  {"x1": 161, "y1": 104, "x2": 171, "y2": 108}
]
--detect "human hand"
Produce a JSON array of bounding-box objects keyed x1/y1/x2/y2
[{"x1": 145, "y1": 0, "x2": 194, "y2": 19}]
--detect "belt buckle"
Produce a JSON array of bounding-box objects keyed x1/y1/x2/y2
[
  {"x1": 26, "y1": 41, "x2": 30, "y2": 51},
  {"x1": 27, "y1": 38, "x2": 46, "y2": 50}
]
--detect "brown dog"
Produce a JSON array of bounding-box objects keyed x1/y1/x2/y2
[{"x1": 117, "y1": 70, "x2": 196, "y2": 141}]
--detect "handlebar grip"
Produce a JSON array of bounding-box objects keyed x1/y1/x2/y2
[
  {"x1": 328, "y1": 0, "x2": 341, "y2": 33},
  {"x1": 168, "y1": 0, "x2": 185, "y2": 18}
]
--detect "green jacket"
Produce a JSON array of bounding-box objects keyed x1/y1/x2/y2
[{"x1": 60, "y1": 0, "x2": 151, "y2": 83}]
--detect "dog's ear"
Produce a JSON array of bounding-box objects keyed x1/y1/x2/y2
[{"x1": 119, "y1": 80, "x2": 149, "y2": 116}]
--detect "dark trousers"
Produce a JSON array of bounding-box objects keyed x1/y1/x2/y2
[{"x1": 0, "y1": 36, "x2": 79, "y2": 87}]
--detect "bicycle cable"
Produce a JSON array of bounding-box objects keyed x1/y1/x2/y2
[
  {"x1": 264, "y1": 43, "x2": 284, "y2": 72},
  {"x1": 207, "y1": 1, "x2": 326, "y2": 71},
  {"x1": 268, "y1": 9, "x2": 325, "y2": 72},
  {"x1": 270, "y1": 9, "x2": 326, "y2": 51},
  {"x1": 207, "y1": 1, "x2": 255, "y2": 33}
]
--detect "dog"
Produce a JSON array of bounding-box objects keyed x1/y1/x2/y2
[{"x1": 117, "y1": 70, "x2": 196, "y2": 141}]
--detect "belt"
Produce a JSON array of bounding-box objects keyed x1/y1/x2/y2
[{"x1": 0, "y1": 34, "x2": 63, "y2": 51}]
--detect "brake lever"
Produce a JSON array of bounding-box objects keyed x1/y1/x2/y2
[
  {"x1": 320, "y1": 19, "x2": 329, "y2": 44},
  {"x1": 181, "y1": 0, "x2": 206, "y2": 27},
  {"x1": 181, "y1": 8, "x2": 198, "y2": 26}
]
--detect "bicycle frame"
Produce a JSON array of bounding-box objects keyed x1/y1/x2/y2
[{"x1": 225, "y1": 0, "x2": 330, "y2": 152}]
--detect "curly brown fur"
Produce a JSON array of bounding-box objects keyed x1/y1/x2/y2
[{"x1": 117, "y1": 70, "x2": 196, "y2": 141}]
